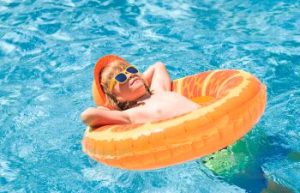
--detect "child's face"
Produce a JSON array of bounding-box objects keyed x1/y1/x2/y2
[
  {"x1": 103, "y1": 60, "x2": 147, "y2": 102},
  {"x1": 112, "y1": 72, "x2": 146, "y2": 102}
]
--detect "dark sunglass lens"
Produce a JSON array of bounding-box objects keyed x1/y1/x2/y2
[
  {"x1": 126, "y1": 66, "x2": 138, "y2": 74},
  {"x1": 115, "y1": 73, "x2": 127, "y2": 83}
]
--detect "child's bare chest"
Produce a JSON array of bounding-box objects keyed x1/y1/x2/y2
[{"x1": 127, "y1": 91, "x2": 199, "y2": 123}]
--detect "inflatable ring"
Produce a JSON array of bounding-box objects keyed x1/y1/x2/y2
[{"x1": 82, "y1": 57, "x2": 267, "y2": 170}]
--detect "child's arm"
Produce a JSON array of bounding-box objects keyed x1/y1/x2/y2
[
  {"x1": 142, "y1": 62, "x2": 171, "y2": 92},
  {"x1": 81, "y1": 107, "x2": 131, "y2": 128}
]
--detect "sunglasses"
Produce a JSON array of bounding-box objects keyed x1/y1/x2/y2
[{"x1": 108, "y1": 66, "x2": 139, "y2": 92}]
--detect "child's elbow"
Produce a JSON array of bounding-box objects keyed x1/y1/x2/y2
[
  {"x1": 154, "y1": 62, "x2": 165, "y2": 68},
  {"x1": 80, "y1": 107, "x2": 94, "y2": 124}
]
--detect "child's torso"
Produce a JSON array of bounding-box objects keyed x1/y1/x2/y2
[{"x1": 125, "y1": 91, "x2": 200, "y2": 124}]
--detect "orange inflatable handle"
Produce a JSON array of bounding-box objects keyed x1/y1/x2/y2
[{"x1": 82, "y1": 69, "x2": 267, "y2": 170}]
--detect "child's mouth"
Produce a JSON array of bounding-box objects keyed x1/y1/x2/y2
[{"x1": 130, "y1": 77, "x2": 140, "y2": 85}]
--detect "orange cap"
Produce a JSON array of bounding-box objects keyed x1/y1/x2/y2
[{"x1": 92, "y1": 54, "x2": 127, "y2": 108}]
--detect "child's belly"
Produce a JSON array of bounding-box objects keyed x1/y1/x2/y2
[{"x1": 129, "y1": 91, "x2": 200, "y2": 123}]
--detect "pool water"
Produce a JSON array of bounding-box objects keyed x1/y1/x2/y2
[{"x1": 1, "y1": 0, "x2": 299, "y2": 192}]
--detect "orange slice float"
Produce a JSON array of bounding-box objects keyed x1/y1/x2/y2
[{"x1": 82, "y1": 69, "x2": 267, "y2": 170}]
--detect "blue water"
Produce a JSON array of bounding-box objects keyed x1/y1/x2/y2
[{"x1": 0, "y1": 0, "x2": 299, "y2": 192}]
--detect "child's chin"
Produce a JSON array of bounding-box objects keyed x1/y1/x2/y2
[
  {"x1": 131, "y1": 89, "x2": 146, "y2": 99},
  {"x1": 131, "y1": 82, "x2": 145, "y2": 92}
]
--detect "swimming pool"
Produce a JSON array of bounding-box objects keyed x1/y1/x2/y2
[{"x1": 0, "y1": 0, "x2": 299, "y2": 192}]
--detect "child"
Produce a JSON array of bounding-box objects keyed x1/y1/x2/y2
[{"x1": 81, "y1": 55, "x2": 199, "y2": 128}]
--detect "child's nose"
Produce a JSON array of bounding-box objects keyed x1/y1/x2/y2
[
  {"x1": 124, "y1": 72, "x2": 132, "y2": 78},
  {"x1": 127, "y1": 73, "x2": 136, "y2": 79}
]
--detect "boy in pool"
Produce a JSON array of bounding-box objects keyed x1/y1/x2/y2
[{"x1": 81, "y1": 55, "x2": 199, "y2": 128}]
